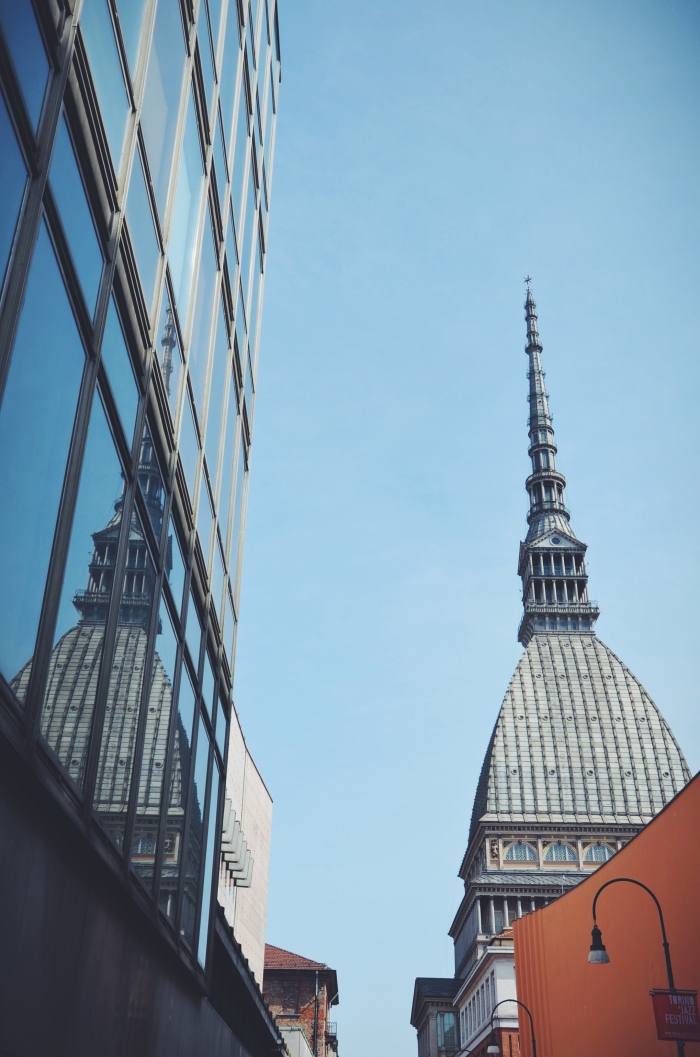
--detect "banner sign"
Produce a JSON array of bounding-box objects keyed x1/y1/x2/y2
[{"x1": 650, "y1": 990, "x2": 700, "y2": 1041}]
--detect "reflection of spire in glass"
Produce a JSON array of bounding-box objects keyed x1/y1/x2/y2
[{"x1": 161, "y1": 305, "x2": 176, "y2": 397}]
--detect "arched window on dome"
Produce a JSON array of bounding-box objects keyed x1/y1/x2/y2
[
  {"x1": 504, "y1": 842, "x2": 537, "y2": 862},
  {"x1": 544, "y1": 843, "x2": 577, "y2": 862},
  {"x1": 585, "y1": 843, "x2": 614, "y2": 863}
]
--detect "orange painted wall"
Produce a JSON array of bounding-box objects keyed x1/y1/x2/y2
[{"x1": 513, "y1": 772, "x2": 700, "y2": 1057}]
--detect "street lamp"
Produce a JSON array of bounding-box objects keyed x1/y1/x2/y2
[
  {"x1": 487, "y1": 998, "x2": 537, "y2": 1057},
  {"x1": 587, "y1": 876, "x2": 685, "y2": 1057}
]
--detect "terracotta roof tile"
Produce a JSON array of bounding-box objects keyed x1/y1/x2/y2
[{"x1": 264, "y1": 944, "x2": 328, "y2": 971}]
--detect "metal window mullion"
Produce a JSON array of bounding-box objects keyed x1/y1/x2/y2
[{"x1": 200, "y1": 749, "x2": 224, "y2": 972}]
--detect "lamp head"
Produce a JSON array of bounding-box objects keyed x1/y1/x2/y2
[
  {"x1": 487, "y1": 1048, "x2": 500, "y2": 1055},
  {"x1": 588, "y1": 923, "x2": 610, "y2": 964}
]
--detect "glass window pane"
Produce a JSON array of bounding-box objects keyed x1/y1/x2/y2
[
  {"x1": 0, "y1": 223, "x2": 85, "y2": 690},
  {"x1": 239, "y1": 166, "x2": 256, "y2": 302},
  {"x1": 141, "y1": 0, "x2": 186, "y2": 217},
  {"x1": 159, "y1": 669, "x2": 196, "y2": 920},
  {"x1": 50, "y1": 112, "x2": 104, "y2": 314},
  {"x1": 207, "y1": 0, "x2": 224, "y2": 58},
  {"x1": 234, "y1": 283, "x2": 247, "y2": 364},
  {"x1": 0, "y1": 0, "x2": 49, "y2": 130},
  {"x1": 228, "y1": 442, "x2": 246, "y2": 576},
  {"x1": 115, "y1": 0, "x2": 147, "y2": 78},
  {"x1": 80, "y1": 0, "x2": 129, "y2": 165},
  {"x1": 225, "y1": 207, "x2": 238, "y2": 293},
  {"x1": 182, "y1": 715, "x2": 210, "y2": 945},
  {"x1": 188, "y1": 213, "x2": 218, "y2": 416},
  {"x1": 225, "y1": 589, "x2": 236, "y2": 668},
  {"x1": 93, "y1": 509, "x2": 156, "y2": 849},
  {"x1": 213, "y1": 109, "x2": 228, "y2": 215},
  {"x1": 138, "y1": 422, "x2": 165, "y2": 543},
  {"x1": 0, "y1": 93, "x2": 28, "y2": 298},
  {"x1": 169, "y1": 89, "x2": 204, "y2": 320},
  {"x1": 35, "y1": 393, "x2": 121, "y2": 788},
  {"x1": 214, "y1": 692, "x2": 227, "y2": 758},
  {"x1": 197, "y1": 30, "x2": 215, "y2": 122},
  {"x1": 218, "y1": 397, "x2": 238, "y2": 534},
  {"x1": 204, "y1": 300, "x2": 228, "y2": 478},
  {"x1": 197, "y1": 761, "x2": 220, "y2": 965},
  {"x1": 230, "y1": 83, "x2": 249, "y2": 227},
  {"x1": 243, "y1": 349, "x2": 254, "y2": 419},
  {"x1": 201, "y1": 654, "x2": 214, "y2": 720},
  {"x1": 196, "y1": 480, "x2": 213, "y2": 568},
  {"x1": 126, "y1": 147, "x2": 160, "y2": 311},
  {"x1": 185, "y1": 589, "x2": 201, "y2": 671},
  {"x1": 101, "y1": 298, "x2": 138, "y2": 442},
  {"x1": 178, "y1": 392, "x2": 199, "y2": 498},
  {"x1": 248, "y1": 233, "x2": 263, "y2": 354},
  {"x1": 165, "y1": 518, "x2": 186, "y2": 616},
  {"x1": 211, "y1": 536, "x2": 225, "y2": 619},
  {"x1": 219, "y1": 3, "x2": 240, "y2": 145},
  {"x1": 156, "y1": 285, "x2": 183, "y2": 417},
  {"x1": 131, "y1": 597, "x2": 177, "y2": 889}
]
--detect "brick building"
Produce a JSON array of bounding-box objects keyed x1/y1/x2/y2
[{"x1": 263, "y1": 944, "x2": 339, "y2": 1057}]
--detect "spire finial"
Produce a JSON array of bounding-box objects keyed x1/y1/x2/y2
[{"x1": 517, "y1": 288, "x2": 599, "y2": 644}]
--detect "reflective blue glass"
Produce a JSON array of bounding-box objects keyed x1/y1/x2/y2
[
  {"x1": 201, "y1": 653, "x2": 214, "y2": 719},
  {"x1": 178, "y1": 393, "x2": 199, "y2": 497},
  {"x1": 131, "y1": 597, "x2": 177, "y2": 889},
  {"x1": 196, "y1": 480, "x2": 213, "y2": 567},
  {"x1": 0, "y1": 0, "x2": 49, "y2": 130},
  {"x1": 0, "y1": 93, "x2": 27, "y2": 298},
  {"x1": 185, "y1": 589, "x2": 202, "y2": 671},
  {"x1": 0, "y1": 223, "x2": 85, "y2": 689},
  {"x1": 101, "y1": 298, "x2": 138, "y2": 441},
  {"x1": 197, "y1": 760, "x2": 220, "y2": 966},
  {"x1": 141, "y1": 0, "x2": 186, "y2": 217},
  {"x1": 213, "y1": 109, "x2": 228, "y2": 214},
  {"x1": 126, "y1": 147, "x2": 160, "y2": 310},
  {"x1": 34, "y1": 393, "x2": 121, "y2": 787},
  {"x1": 243, "y1": 350, "x2": 254, "y2": 419},
  {"x1": 207, "y1": 0, "x2": 224, "y2": 59},
  {"x1": 214, "y1": 691, "x2": 227, "y2": 758},
  {"x1": 230, "y1": 83, "x2": 249, "y2": 226},
  {"x1": 225, "y1": 589, "x2": 236, "y2": 666},
  {"x1": 158, "y1": 669, "x2": 195, "y2": 919},
  {"x1": 50, "y1": 113, "x2": 104, "y2": 314},
  {"x1": 225, "y1": 207, "x2": 238, "y2": 288},
  {"x1": 234, "y1": 281, "x2": 247, "y2": 363},
  {"x1": 228, "y1": 441, "x2": 246, "y2": 575},
  {"x1": 219, "y1": 1, "x2": 240, "y2": 144},
  {"x1": 80, "y1": 0, "x2": 129, "y2": 165},
  {"x1": 239, "y1": 166, "x2": 256, "y2": 301},
  {"x1": 211, "y1": 536, "x2": 225, "y2": 618},
  {"x1": 156, "y1": 285, "x2": 182, "y2": 417},
  {"x1": 248, "y1": 235, "x2": 263, "y2": 353},
  {"x1": 115, "y1": 0, "x2": 146, "y2": 76},
  {"x1": 169, "y1": 90, "x2": 204, "y2": 320},
  {"x1": 182, "y1": 714, "x2": 210, "y2": 944},
  {"x1": 263, "y1": 67, "x2": 275, "y2": 175},
  {"x1": 138, "y1": 422, "x2": 165, "y2": 542},
  {"x1": 217, "y1": 393, "x2": 238, "y2": 531},
  {"x1": 165, "y1": 518, "x2": 186, "y2": 616},
  {"x1": 204, "y1": 300, "x2": 228, "y2": 475},
  {"x1": 188, "y1": 214, "x2": 218, "y2": 415},
  {"x1": 198, "y1": 29, "x2": 215, "y2": 121}
]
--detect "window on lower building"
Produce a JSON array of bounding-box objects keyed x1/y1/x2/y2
[
  {"x1": 585, "y1": 843, "x2": 614, "y2": 862},
  {"x1": 437, "y1": 1012, "x2": 457, "y2": 1050},
  {"x1": 545, "y1": 843, "x2": 578, "y2": 861}
]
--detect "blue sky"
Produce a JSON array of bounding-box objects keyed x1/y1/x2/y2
[{"x1": 234, "y1": 2, "x2": 700, "y2": 1053}]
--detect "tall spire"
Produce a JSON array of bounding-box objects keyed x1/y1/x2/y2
[{"x1": 517, "y1": 282, "x2": 599, "y2": 644}]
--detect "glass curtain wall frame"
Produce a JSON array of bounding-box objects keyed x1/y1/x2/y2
[{"x1": 0, "y1": 0, "x2": 281, "y2": 975}]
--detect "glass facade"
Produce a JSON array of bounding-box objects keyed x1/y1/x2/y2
[{"x1": 0, "y1": 0, "x2": 280, "y2": 976}]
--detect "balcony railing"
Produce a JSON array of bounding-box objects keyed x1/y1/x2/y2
[
  {"x1": 326, "y1": 1023, "x2": 337, "y2": 1038},
  {"x1": 524, "y1": 601, "x2": 599, "y2": 613}
]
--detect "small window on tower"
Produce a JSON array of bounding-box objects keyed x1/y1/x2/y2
[{"x1": 504, "y1": 842, "x2": 537, "y2": 861}]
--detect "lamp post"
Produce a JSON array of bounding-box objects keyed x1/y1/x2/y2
[
  {"x1": 587, "y1": 876, "x2": 685, "y2": 1057},
  {"x1": 486, "y1": 998, "x2": 537, "y2": 1057}
]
